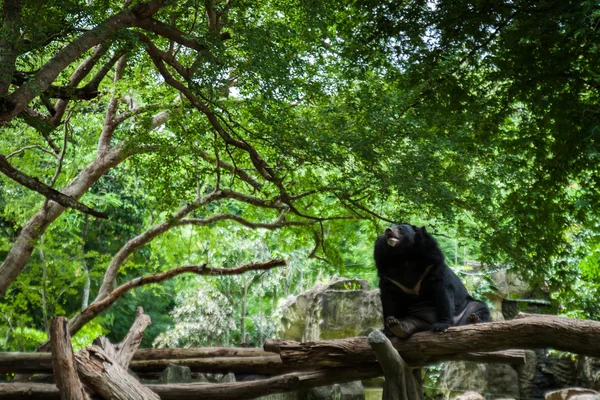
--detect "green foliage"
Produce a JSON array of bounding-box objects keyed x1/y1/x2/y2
[
  {"x1": 1, "y1": 0, "x2": 600, "y2": 364},
  {"x1": 71, "y1": 319, "x2": 109, "y2": 352}
]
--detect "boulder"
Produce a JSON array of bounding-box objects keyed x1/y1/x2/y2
[
  {"x1": 486, "y1": 363, "x2": 520, "y2": 398},
  {"x1": 159, "y1": 364, "x2": 192, "y2": 384},
  {"x1": 440, "y1": 361, "x2": 487, "y2": 394},
  {"x1": 279, "y1": 278, "x2": 381, "y2": 341},
  {"x1": 545, "y1": 388, "x2": 600, "y2": 400},
  {"x1": 279, "y1": 278, "x2": 374, "y2": 400}
]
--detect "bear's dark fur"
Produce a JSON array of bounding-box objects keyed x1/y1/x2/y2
[{"x1": 374, "y1": 224, "x2": 490, "y2": 338}]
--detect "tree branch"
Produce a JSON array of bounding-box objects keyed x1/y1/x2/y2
[
  {"x1": 95, "y1": 189, "x2": 225, "y2": 300},
  {"x1": 0, "y1": 0, "x2": 167, "y2": 121},
  {"x1": 37, "y1": 259, "x2": 286, "y2": 351},
  {"x1": 135, "y1": 17, "x2": 211, "y2": 52},
  {"x1": 0, "y1": 154, "x2": 108, "y2": 219},
  {"x1": 53, "y1": 43, "x2": 111, "y2": 125},
  {"x1": 0, "y1": 0, "x2": 22, "y2": 96},
  {"x1": 178, "y1": 213, "x2": 314, "y2": 230},
  {"x1": 98, "y1": 54, "x2": 128, "y2": 155},
  {"x1": 6, "y1": 145, "x2": 57, "y2": 159},
  {"x1": 197, "y1": 149, "x2": 264, "y2": 191}
]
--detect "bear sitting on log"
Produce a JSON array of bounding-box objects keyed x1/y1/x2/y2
[{"x1": 374, "y1": 224, "x2": 490, "y2": 338}]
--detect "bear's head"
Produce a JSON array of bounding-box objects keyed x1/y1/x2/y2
[{"x1": 384, "y1": 224, "x2": 420, "y2": 250}]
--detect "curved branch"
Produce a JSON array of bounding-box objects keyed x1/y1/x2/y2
[
  {"x1": 197, "y1": 149, "x2": 263, "y2": 191},
  {"x1": 95, "y1": 190, "x2": 225, "y2": 300},
  {"x1": 0, "y1": 154, "x2": 108, "y2": 218},
  {"x1": 6, "y1": 145, "x2": 57, "y2": 159},
  {"x1": 38, "y1": 259, "x2": 286, "y2": 351},
  {"x1": 135, "y1": 18, "x2": 209, "y2": 52},
  {"x1": 178, "y1": 213, "x2": 314, "y2": 230}
]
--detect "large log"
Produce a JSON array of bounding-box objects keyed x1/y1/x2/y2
[
  {"x1": 74, "y1": 345, "x2": 160, "y2": 400},
  {"x1": 0, "y1": 364, "x2": 379, "y2": 400},
  {"x1": 74, "y1": 307, "x2": 160, "y2": 400},
  {"x1": 133, "y1": 347, "x2": 271, "y2": 360},
  {"x1": 264, "y1": 314, "x2": 600, "y2": 368},
  {"x1": 0, "y1": 347, "x2": 525, "y2": 375},
  {"x1": 131, "y1": 355, "x2": 286, "y2": 373},
  {"x1": 49, "y1": 317, "x2": 88, "y2": 400},
  {"x1": 0, "y1": 349, "x2": 524, "y2": 374}
]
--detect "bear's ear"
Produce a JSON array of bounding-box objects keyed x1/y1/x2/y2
[{"x1": 416, "y1": 225, "x2": 427, "y2": 233}]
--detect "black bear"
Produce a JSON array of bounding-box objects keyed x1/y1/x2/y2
[{"x1": 374, "y1": 224, "x2": 490, "y2": 338}]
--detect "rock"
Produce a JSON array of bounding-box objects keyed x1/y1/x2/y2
[
  {"x1": 256, "y1": 393, "x2": 298, "y2": 400},
  {"x1": 451, "y1": 392, "x2": 485, "y2": 400},
  {"x1": 195, "y1": 372, "x2": 236, "y2": 383},
  {"x1": 440, "y1": 361, "x2": 487, "y2": 394},
  {"x1": 339, "y1": 381, "x2": 365, "y2": 399},
  {"x1": 306, "y1": 384, "x2": 341, "y2": 400},
  {"x1": 545, "y1": 388, "x2": 600, "y2": 400},
  {"x1": 517, "y1": 350, "x2": 538, "y2": 399},
  {"x1": 490, "y1": 270, "x2": 532, "y2": 299},
  {"x1": 279, "y1": 278, "x2": 381, "y2": 342},
  {"x1": 159, "y1": 364, "x2": 192, "y2": 384},
  {"x1": 578, "y1": 357, "x2": 600, "y2": 391},
  {"x1": 486, "y1": 363, "x2": 519, "y2": 398}
]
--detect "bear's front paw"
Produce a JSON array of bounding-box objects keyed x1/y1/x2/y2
[
  {"x1": 431, "y1": 322, "x2": 450, "y2": 332},
  {"x1": 385, "y1": 316, "x2": 401, "y2": 327},
  {"x1": 467, "y1": 313, "x2": 481, "y2": 324}
]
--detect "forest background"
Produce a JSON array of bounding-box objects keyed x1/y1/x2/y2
[{"x1": 0, "y1": 0, "x2": 599, "y2": 363}]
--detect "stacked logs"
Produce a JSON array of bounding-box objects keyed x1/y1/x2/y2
[{"x1": 1, "y1": 313, "x2": 600, "y2": 399}]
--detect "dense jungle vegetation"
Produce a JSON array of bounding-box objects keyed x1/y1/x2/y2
[{"x1": 0, "y1": 0, "x2": 599, "y2": 354}]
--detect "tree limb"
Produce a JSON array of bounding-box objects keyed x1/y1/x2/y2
[
  {"x1": 53, "y1": 43, "x2": 111, "y2": 125},
  {"x1": 98, "y1": 54, "x2": 128, "y2": 155},
  {"x1": 6, "y1": 145, "x2": 57, "y2": 159},
  {"x1": 178, "y1": 213, "x2": 313, "y2": 230},
  {"x1": 94, "y1": 189, "x2": 225, "y2": 300},
  {"x1": 37, "y1": 259, "x2": 286, "y2": 352},
  {"x1": 0, "y1": 155, "x2": 108, "y2": 219},
  {"x1": 0, "y1": 0, "x2": 167, "y2": 121},
  {"x1": 265, "y1": 313, "x2": 600, "y2": 368}
]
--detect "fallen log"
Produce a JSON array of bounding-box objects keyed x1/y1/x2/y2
[
  {"x1": 131, "y1": 355, "x2": 287, "y2": 373},
  {"x1": 133, "y1": 346, "x2": 271, "y2": 360},
  {"x1": 0, "y1": 349, "x2": 524, "y2": 374},
  {"x1": 75, "y1": 307, "x2": 159, "y2": 400},
  {"x1": 0, "y1": 364, "x2": 380, "y2": 400},
  {"x1": 0, "y1": 346, "x2": 526, "y2": 376},
  {"x1": 49, "y1": 317, "x2": 88, "y2": 400},
  {"x1": 264, "y1": 314, "x2": 600, "y2": 368}
]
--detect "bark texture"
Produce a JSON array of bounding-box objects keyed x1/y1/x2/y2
[
  {"x1": 0, "y1": 349, "x2": 525, "y2": 374},
  {"x1": 49, "y1": 317, "x2": 88, "y2": 400},
  {"x1": 265, "y1": 314, "x2": 600, "y2": 368},
  {"x1": 75, "y1": 345, "x2": 160, "y2": 400},
  {"x1": 368, "y1": 330, "x2": 423, "y2": 400}
]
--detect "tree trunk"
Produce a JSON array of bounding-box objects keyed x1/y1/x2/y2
[
  {"x1": 40, "y1": 236, "x2": 49, "y2": 334},
  {"x1": 0, "y1": 146, "x2": 128, "y2": 299},
  {"x1": 368, "y1": 330, "x2": 422, "y2": 400},
  {"x1": 264, "y1": 314, "x2": 600, "y2": 368},
  {"x1": 0, "y1": 364, "x2": 381, "y2": 400},
  {"x1": 49, "y1": 317, "x2": 88, "y2": 400},
  {"x1": 81, "y1": 215, "x2": 90, "y2": 311},
  {"x1": 241, "y1": 285, "x2": 247, "y2": 345}
]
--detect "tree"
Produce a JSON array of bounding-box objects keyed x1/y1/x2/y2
[
  {"x1": 1, "y1": 0, "x2": 600, "y2": 348},
  {"x1": 0, "y1": 0, "x2": 396, "y2": 343}
]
